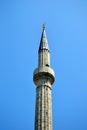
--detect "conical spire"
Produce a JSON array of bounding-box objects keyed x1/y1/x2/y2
[{"x1": 39, "y1": 24, "x2": 49, "y2": 51}]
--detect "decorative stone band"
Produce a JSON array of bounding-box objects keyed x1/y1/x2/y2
[{"x1": 37, "y1": 85, "x2": 52, "y2": 90}]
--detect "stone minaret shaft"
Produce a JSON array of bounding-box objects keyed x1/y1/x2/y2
[{"x1": 33, "y1": 25, "x2": 55, "y2": 130}]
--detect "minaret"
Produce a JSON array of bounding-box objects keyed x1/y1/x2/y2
[{"x1": 33, "y1": 24, "x2": 55, "y2": 130}]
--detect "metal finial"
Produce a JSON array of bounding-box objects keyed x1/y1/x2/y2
[{"x1": 42, "y1": 24, "x2": 46, "y2": 30}]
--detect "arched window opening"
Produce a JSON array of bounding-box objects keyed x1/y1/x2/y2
[{"x1": 45, "y1": 64, "x2": 49, "y2": 67}]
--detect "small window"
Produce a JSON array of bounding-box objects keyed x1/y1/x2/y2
[{"x1": 45, "y1": 64, "x2": 49, "y2": 67}]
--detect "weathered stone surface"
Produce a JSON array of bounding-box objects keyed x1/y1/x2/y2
[{"x1": 33, "y1": 26, "x2": 55, "y2": 130}]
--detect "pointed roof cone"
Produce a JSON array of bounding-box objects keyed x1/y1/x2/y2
[{"x1": 39, "y1": 24, "x2": 49, "y2": 52}]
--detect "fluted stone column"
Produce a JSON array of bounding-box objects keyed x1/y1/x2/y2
[{"x1": 33, "y1": 25, "x2": 55, "y2": 130}]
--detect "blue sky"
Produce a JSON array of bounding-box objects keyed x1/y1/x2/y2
[{"x1": 0, "y1": 0, "x2": 87, "y2": 130}]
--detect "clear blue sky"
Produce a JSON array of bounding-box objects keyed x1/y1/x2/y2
[{"x1": 0, "y1": 0, "x2": 87, "y2": 130}]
